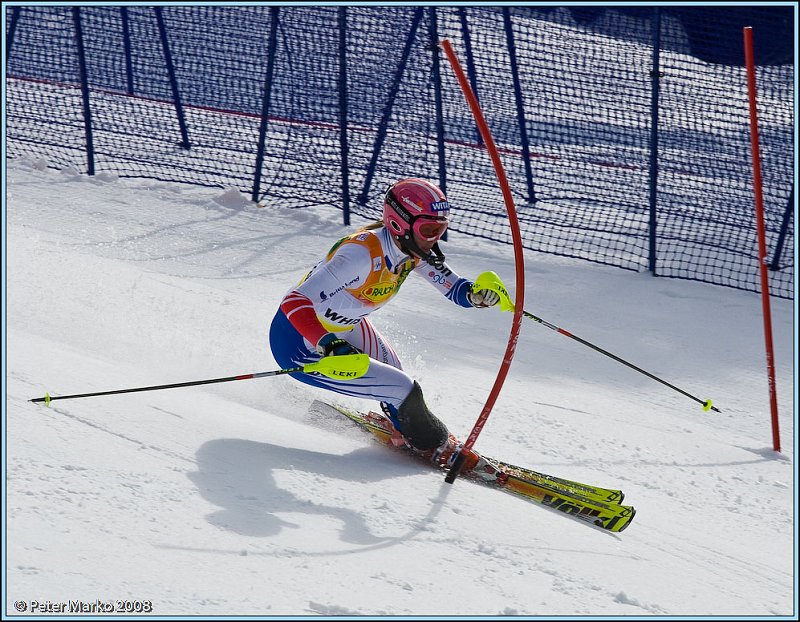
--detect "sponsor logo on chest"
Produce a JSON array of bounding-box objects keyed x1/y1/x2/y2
[
  {"x1": 362, "y1": 281, "x2": 396, "y2": 303},
  {"x1": 323, "y1": 307, "x2": 360, "y2": 326}
]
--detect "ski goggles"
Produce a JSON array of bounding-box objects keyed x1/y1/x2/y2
[{"x1": 412, "y1": 216, "x2": 449, "y2": 241}]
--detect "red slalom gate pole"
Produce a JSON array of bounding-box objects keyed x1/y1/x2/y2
[
  {"x1": 743, "y1": 26, "x2": 781, "y2": 452},
  {"x1": 439, "y1": 39, "x2": 526, "y2": 483}
]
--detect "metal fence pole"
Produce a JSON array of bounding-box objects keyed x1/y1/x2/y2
[
  {"x1": 338, "y1": 7, "x2": 351, "y2": 225},
  {"x1": 6, "y1": 6, "x2": 22, "y2": 60},
  {"x1": 769, "y1": 188, "x2": 793, "y2": 271},
  {"x1": 120, "y1": 8, "x2": 135, "y2": 95},
  {"x1": 648, "y1": 7, "x2": 663, "y2": 274},
  {"x1": 72, "y1": 7, "x2": 96, "y2": 176},
  {"x1": 154, "y1": 7, "x2": 190, "y2": 149},
  {"x1": 252, "y1": 7, "x2": 279, "y2": 203},
  {"x1": 357, "y1": 7, "x2": 424, "y2": 205},
  {"x1": 503, "y1": 7, "x2": 535, "y2": 203}
]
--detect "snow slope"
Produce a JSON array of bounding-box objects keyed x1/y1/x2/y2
[{"x1": 4, "y1": 157, "x2": 796, "y2": 617}]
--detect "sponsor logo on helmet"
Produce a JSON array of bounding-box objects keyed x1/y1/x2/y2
[
  {"x1": 430, "y1": 200, "x2": 449, "y2": 213},
  {"x1": 373, "y1": 257, "x2": 382, "y2": 272},
  {"x1": 363, "y1": 282, "x2": 396, "y2": 302},
  {"x1": 401, "y1": 196, "x2": 424, "y2": 212}
]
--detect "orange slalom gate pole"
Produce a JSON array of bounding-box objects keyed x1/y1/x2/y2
[
  {"x1": 743, "y1": 26, "x2": 781, "y2": 452},
  {"x1": 439, "y1": 39, "x2": 527, "y2": 483}
]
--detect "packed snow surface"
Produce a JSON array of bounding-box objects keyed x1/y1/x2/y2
[{"x1": 5, "y1": 158, "x2": 795, "y2": 617}]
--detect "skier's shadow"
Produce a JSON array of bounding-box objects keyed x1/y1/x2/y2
[{"x1": 188, "y1": 438, "x2": 422, "y2": 545}]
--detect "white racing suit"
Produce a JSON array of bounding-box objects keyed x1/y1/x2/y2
[{"x1": 269, "y1": 225, "x2": 476, "y2": 449}]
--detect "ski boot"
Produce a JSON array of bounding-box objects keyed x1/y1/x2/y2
[{"x1": 378, "y1": 382, "x2": 448, "y2": 451}]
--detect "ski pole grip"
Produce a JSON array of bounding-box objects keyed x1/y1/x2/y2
[
  {"x1": 303, "y1": 353, "x2": 370, "y2": 380},
  {"x1": 473, "y1": 271, "x2": 515, "y2": 312}
]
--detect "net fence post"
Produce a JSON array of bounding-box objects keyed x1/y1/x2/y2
[
  {"x1": 769, "y1": 188, "x2": 793, "y2": 271},
  {"x1": 457, "y1": 7, "x2": 482, "y2": 147},
  {"x1": 428, "y1": 7, "x2": 447, "y2": 210},
  {"x1": 120, "y1": 7, "x2": 134, "y2": 95},
  {"x1": 357, "y1": 7, "x2": 424, "y2": 205},
  {"x1": 338, "y1": 7, "x2": 351, "y2": 226},
  {"x1": 154, "y1": 7, "x2": 190, "y2": 150},
  {"x1": 251, "y1": 6, "x2": 280, "y2": 204},
  {"x1": 503, "y1": 7, "x2": 535, "y2": 204},
  {"x1": 648, "y1": 7, "x2": 662, "y2": 276},
  {"x1": 6, "y1": 6, "x2": 22, "y2": 59},
  {"x1": 71, "y1": 7, "x2": 96, "y2": 176}
]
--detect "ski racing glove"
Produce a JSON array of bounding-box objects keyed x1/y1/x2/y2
[
  {"x1": 316, "y1": 332, "x2": 361, "y2": 357},
  {"x1": 467, "y1": 288, "x2": 501, "y2": 308}
]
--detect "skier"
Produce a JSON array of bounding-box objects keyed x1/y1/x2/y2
[{"x1": 269, "y1": 178, "x2": 500, "y2": 473}]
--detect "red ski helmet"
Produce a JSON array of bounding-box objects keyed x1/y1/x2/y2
[{"x1": 383, "y1": 178, "x2": 449, "y2": 243}]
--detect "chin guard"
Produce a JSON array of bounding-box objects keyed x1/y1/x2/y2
[
  {"x1": 424, "y1": 243, "x2": 446, "y2": 269},
  {"x1": 398, "y1": 234, "x2": 446, "y2": 269}
]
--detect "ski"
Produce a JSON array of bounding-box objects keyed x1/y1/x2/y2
[
  {"x1": 314, "y1": 401, "x2": 636, "y2": 533},
  {"x1": 487, "y1": 459, "x2": 625, "y2": 505},
  {"x1": 476, "y1": 469, "x2": 635, "y2": 533}
]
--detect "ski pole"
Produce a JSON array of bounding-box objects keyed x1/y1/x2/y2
[
  {"x1": 472, "y1": 272, "x2": 721, "y2": 413},
  {"x1": 30, "y1": 354, "x2": 370, "y2": 406}
]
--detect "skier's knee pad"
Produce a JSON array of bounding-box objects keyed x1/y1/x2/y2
[{"x1": 394, "y1": 381, "x2": 449, "y2": 451}]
